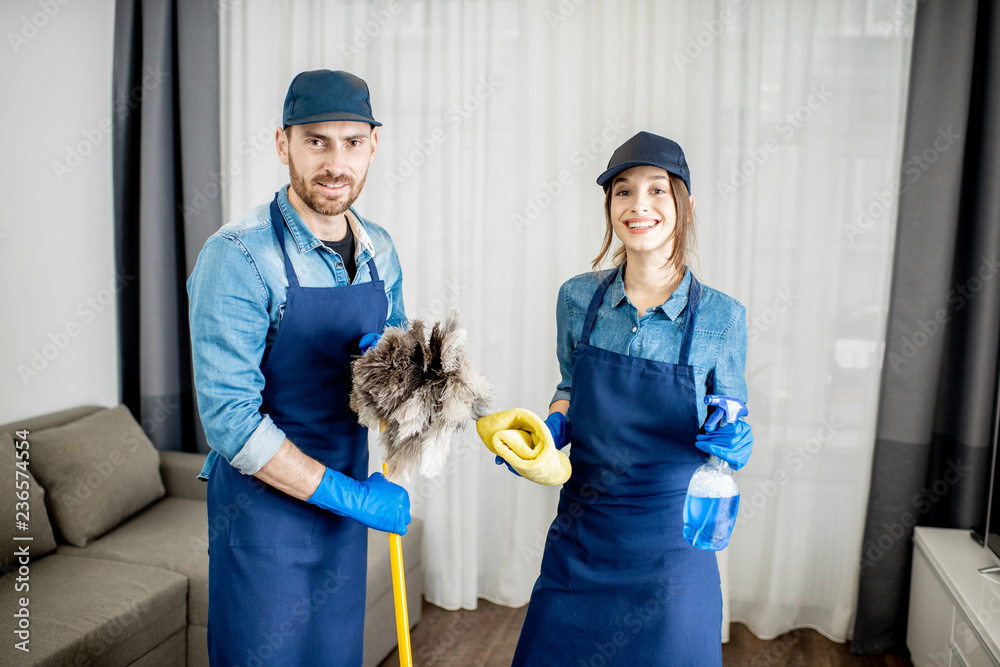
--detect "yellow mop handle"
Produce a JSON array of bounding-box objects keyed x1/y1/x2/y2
[{"x1": 383, "y1": 461, "x2": 413, "y2": 666}]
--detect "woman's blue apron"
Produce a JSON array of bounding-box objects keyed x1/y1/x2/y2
[
  {"x1": 207, "y1": 194, "x2": 387, "y2": 667},
  {"x1": 512, "y1": 267, "x2": 722, "y2": 667}
]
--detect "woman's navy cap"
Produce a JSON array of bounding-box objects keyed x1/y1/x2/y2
[
  {"x1": 596, "y1": 131, "x2": 691, "y2": 193},
  {"x1": 283, "y1": 69, "x2": 382, "y2": 128}
]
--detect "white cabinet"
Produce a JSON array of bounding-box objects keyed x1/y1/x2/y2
[
  {"x1": 908, "y1": 545, "x2": 956, "y2": 666},
  {"x1": 907, "y1": 528, "x2": 1000, "y2": 667}
]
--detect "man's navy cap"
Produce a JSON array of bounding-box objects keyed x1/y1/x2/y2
[
  {"x1": 282, "y1": 69, "x2": 382, "y2": 128},
  {"x1": 596, "y1": 131, "x2": 691, "y2": 194}
]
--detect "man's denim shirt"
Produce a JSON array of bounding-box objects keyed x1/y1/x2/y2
[
  {"x1": 553, "y1": 267, "x2": 748, "y2": 427},
  {"x1": 187, "y1": 186, "x2": 406, "y2": 480}
]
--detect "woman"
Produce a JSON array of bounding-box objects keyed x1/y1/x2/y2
[{"x1": 479, "y1": 131, "x2": 754, "y2": 666}]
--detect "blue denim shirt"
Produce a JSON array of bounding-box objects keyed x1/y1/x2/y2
[
  {"x1": 553, "y1": 267, "x2": 748, "y2": 427},
  {"x1": 187, "y1": 185, "x2": 406, "y2": 480}
]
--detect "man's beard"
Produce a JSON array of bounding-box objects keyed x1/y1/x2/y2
[{"x1": 288, "y1": 156, "x2": 367, "y2": 217}]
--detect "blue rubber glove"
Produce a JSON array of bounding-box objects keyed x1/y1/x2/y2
[
  {"x1": 695, "y1": 420, "x2": 754, "y2": 470},
  {"x1": 495, "y1": 411, "x2": 571, "y2": 475},
  {"x1": 359, "y1": 332, "x2": 382, "y2": 353},
  {"x1": 495, "y1": 456, "x2": 521, "y2": 475},
  {"x1": 307, "y1": 468, "x2": 411, "y2": 535},
  {"x1": 544, "y1": 411, "x2": 572, "y2": 449}
]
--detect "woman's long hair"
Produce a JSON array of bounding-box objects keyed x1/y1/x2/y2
[{"x1": 591, "y1": 173, "x2": 698, "y2": 277}]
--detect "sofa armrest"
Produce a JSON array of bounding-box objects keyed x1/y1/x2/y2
[{"x1": 159, "y1": 451, "x2": 208, "y2": 501}]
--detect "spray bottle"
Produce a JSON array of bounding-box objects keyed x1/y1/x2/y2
[{"x1": 683, "y1": 396, "x2": 748, "y2": 551}]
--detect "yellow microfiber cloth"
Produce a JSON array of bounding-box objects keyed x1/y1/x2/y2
[{"x1": 476, "y1": 408, "x2": 572, "y2": 486}]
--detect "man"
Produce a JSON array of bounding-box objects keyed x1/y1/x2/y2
[{"x1": 187, "y1": 69, "x2": 411, "y2": 666}]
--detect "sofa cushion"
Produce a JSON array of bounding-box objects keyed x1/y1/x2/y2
[
  {"x1": 0, "y1": 554, "x2": 186, "y2": 666},
  {"x1": 57, "y1": 497, "x2": 209, "y2": 626},
  {"x1": 0, "y1": 405, "x2": 104, "y2": 439},
  {"x1": 132, "y1": 628, "x2": 186, "y2": 666},
  {"x1": 187, "y1": 625, "x2": 209, "y2": 667},
  {"x1": 0, "y1": 432, "x2": 57, "y2": 568},
  {"x1": 159, "y1": 450, "x2": 209, "y2": 501},
  {"x1": 28, "y1": 405, "x2": 165, "y2": 547}
]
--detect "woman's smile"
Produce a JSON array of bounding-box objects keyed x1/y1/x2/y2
[{"x1": 624, "y1": 217, "x2": 661, "y2": 232}]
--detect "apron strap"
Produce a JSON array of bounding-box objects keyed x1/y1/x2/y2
[
  {"x1": 270, "y1": 193, "x2": 381, "y2": 286},
  {"x1": 579, "y1": 266, "x2": 702, "y2": 366},
  {"x1": 677, "y1": 275, "x2": 701, "y2": 366},
  {"x1": 366, "y1": 253, "x2": 380, "y2": 282},
  {"x1": 270, "y1": 194, "x2": 300, "y2": 289},
  {"x1": 579, "y1": 268, "x2": 618, "y2": 346}
]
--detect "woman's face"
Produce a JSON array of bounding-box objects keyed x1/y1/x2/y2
[{"x1": 608, "y1": 165, "x2": 690, "y2": 261}]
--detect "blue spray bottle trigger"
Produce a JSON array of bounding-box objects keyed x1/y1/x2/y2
[{"x1": 703, "y1": 395, "x2": 748, "y2": 431}]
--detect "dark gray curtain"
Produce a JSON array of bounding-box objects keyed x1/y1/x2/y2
[
  {"x1": 852, "y1": 0, "x2": 1000, "y2": 654},
  {"x1": 112, "y1": 0, "x2": 221, "y2": 451}
]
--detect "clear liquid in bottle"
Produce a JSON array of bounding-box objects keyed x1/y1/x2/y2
[{"x1": 683, "y1": 455, "x2": 740, "y2": 550}]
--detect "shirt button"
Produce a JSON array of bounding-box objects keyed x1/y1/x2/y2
[
  {"x1": 632, "y1": 326, "x2": 637, "y2": 333},
  {"x1": 337, "y1": 262, "x2": 343, "y2": 268}
]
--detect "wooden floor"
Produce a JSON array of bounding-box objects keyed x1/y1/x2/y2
[{"x1": 378, "y1": 599, "x2": 913, "y2": 667}]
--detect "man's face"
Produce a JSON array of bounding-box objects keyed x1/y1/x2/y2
[{"x1": 277, "y1": 120, "x2": 378, "y2": 218}]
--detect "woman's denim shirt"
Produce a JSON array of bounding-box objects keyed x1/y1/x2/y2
[
  {"x1": 187, "y1": 186, "x2": 406, "y2": 480},
  {"x1": 553, "y1": 267, "x2": 748, "y2": 427}
]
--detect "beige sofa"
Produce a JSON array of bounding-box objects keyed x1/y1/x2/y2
[{"x1": 0, "y1": 405, "x2": 422, "y2": 666}]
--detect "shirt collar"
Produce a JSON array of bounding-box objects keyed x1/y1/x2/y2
[
  {"x1": 276, "y1": 185, "x2": 374, "y2": 258},
  {"x1": 608, "y1": 265, "x2": 692, "y2": 321}
]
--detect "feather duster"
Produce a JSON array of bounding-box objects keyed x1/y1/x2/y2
[{"x1": 350, "y1": 310, "x2": 493, "y2": 479}]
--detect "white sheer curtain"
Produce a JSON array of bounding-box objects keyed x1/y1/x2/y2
[{"x1": 219, "y1": 0, "x2": 913, "y2": 642}]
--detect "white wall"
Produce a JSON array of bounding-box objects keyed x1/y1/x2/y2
[{"x1": 0, "y1": 0, "x2": 119, "y2": 424}]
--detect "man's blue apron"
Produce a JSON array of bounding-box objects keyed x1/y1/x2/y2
[
  {"x1": 513, "y1": 267, "x2": 722, "y2": 667},
  {"x1": 207, "y1": 194, "x2": 387, "y2": 666}
]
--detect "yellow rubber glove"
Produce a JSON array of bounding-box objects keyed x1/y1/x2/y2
[{"x1": 476, "y1": 408, "x2": 572, "y2": 486}]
